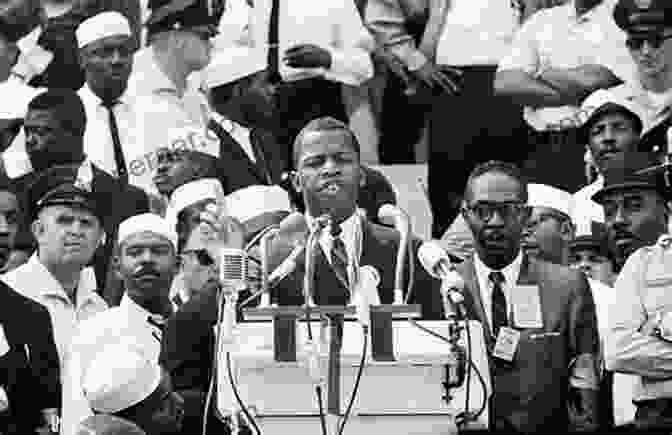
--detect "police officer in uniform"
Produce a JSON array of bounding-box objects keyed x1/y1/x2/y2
[
  {"x1": 594, "y1": 151, "x2": 672, "y2": 432},
  {"x1": 597, "y1": 0, "x2": 672, "y2": 154}
]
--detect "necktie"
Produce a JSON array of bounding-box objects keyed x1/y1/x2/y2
[
  {"x1": 330, "y1": 225, "x2": 350, "y2": 291},
  {"x1": 267, "y1": 0, "x2": 282, "y2": 84},
  {"x1": 489, "y1": 271, "x2": 507, "y2": 336},
  {"x1": 101, "y1": 100, "x2": 128, "y2": 184}
]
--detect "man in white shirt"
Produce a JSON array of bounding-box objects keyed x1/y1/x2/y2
[
  {"x1": 496, "y1": 0, "x2": 633, "y2": 193},
  {"x1": 218, "y1": 0, "x2": 374, "y2": 164},
  {"x1": 366, "y1": 0, "x2": 528, "y2": 237},
  {"x1": 571, "y1": 91, "x2": 644, "y2": 237},
  {"x1": 595, "y1": 0, "x2": 672, "y2": 154},
  {"x1": 61, "y1": 213, "x2": 179, "y2": 435}
]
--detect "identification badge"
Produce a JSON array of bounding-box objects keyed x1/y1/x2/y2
[
  {"x1": 493, "y1": 327, "x2": 520, "y2": 362},
  {"x1": 513, "y1": 285, "x2": 543, "y2": 329}
]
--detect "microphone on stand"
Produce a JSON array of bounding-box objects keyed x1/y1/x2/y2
[
  {"x1": 418, "y1": 241, "x2": 467, "y2": 389},
  {"x1": 378, "y1": 204, "x2": 411, "y2": 304},
  {"x1": 219, "y1": 248, "x2": 247, "y2": 342}
]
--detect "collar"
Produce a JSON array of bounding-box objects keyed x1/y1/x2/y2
[
  {"x1": 79, "y1": 83, "x2": 131, "y2": 107},
  {"x1": 474, "y1": 249, "x2": 524, "y2": 289},
  {"x1": 25, "y1": 253, "x2": 100, "y2": 307},
  {"x1": 135, "y1": 47, "x2": 181, "y2": 96},
  {"x1": 120, "y1": 293, "x2": 156, "y2": 322},
  {"x1": 306, "y1": 211, "x2": 362, "y2": 263}
]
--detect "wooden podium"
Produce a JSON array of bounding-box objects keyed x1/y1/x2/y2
[{"x1": 216, "y1": 304, "x2": 491, "y2": 435}]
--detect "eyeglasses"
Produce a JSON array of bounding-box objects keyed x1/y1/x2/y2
[
  {"x1": 626, "y1": 33, "x2": 672, "y2": 50},
  {"x1": 464, "y1": 202, "x2": 528, "y2": 223},
  {"x1": 181, "y1": 249, "x2": 214, "y2": 266}
]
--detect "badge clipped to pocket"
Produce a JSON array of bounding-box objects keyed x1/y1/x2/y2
[
  {"x1": 513, "y1": 285, "x2": 543, "y2": 329},
  {"x1": 493, "y1": 326, "x2": 520, "y2": 362}
]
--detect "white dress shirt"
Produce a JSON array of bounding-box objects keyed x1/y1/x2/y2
[
  {"x1": 473, "y1": 250, "x2": 523, "y2": 331},
  {"x1": 0, "y1": 254, "x2": 107, "y2": 364},
  {"x1": 60, "y1": 294, "x2": 164, "y2": 435},
  {"x1": 435, "y1": 0, "x2": 520, "y2": 67},
  {"x1": 571, "y1": 176, "x2": 605, "y2": 237},
  {"x1": 78, "y1": 85, "x2": 140, "y2": 179},
  {"x1": 244, "y1": 0, "x2": 374, "y2": 85},
  {"x1": 498, "y1": 0, "x2": 634, "y2": 131}
]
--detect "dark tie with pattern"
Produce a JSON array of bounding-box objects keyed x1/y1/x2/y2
[
  {"x1": 101, "y1": 100, "x2": 128, "y2": 184},
  {"x1": 489, "y1": 270, "x2": 507, "y2": 337},
  {"x1": 330, "y1": 225, "x2": 350, "y2": 291},
  {"x1": 267, "y1": 0, "x2": 281, "y2": 84}
]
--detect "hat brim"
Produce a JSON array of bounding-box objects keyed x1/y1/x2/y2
[
  {"x1": 33, "y1": 198, "x2": 101, "y2": 222},
  {"x1": 592, "y1": 182, "x2": 661, "y2": 204}
]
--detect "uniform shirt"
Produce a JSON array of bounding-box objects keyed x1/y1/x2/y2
[
  {"x1": 498, "y1": 0, "x2": 634, "y2": 131},
  {"x1": 605, "y1": 237, "x2": 672, "y2": 401},
  {"x1": 0, "y1": 254, "x2": 107, "y2": 364},
  {"x1": 78, "y1": 84, "x2": 140, "y2": 179},
  {"x1": 473, "y1": 250, "x2": 523, "y2": 331},
  {"x1": 60, "y1": 294, "x2": 165, "y2": 435},
  {"x1": 571, "y1": 176, "x2": 604, "y2": 237},
  {"x1": 243, "y1": 0, "x2": 374, "y2": 85}
]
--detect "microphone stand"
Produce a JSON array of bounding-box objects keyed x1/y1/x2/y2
[{"x1": 441, "y1": 281, "x2": 467, "y2": 406}]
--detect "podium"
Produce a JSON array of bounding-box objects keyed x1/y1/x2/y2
[{"x1": 216, "y1": 304, "x2": 491, "y2": 435}]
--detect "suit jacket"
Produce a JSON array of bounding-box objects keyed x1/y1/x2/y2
[
  {"x1": 272, "y1": 219, "x2": 444, "y2": 320},
  {"x1": 0, "y1": 281, "x2": 60, "y2": 434},
  {"x1": 160, "y1": 283, "x2": 228, "y2": 435},
  {"x1": 209, "y1": 121, "x2": 287, "y2": 194},
  {"x1": 456, "y1": 256, "x2": 600, "y2": 433}
]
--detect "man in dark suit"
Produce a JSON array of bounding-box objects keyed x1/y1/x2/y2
[
  {"x1": 0, "y1": 280, "x2": 60, "y2": 434},
  {"x1": 268, "y1": 116, "x2": 443, "y2": 319},
  {"x1": 456, "y1": 160, "x2": 601, "y2": 433},
  {"x1": 11, "y1": 89, "x2": 149, "y2": 291}
]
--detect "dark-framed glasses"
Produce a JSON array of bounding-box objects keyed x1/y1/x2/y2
[
  {"x1": 464, "y1": 202, "x2": 528, "y2": 223},
  {"x1": 626, "y1": 33, "x2": 672, "y2": 50}
]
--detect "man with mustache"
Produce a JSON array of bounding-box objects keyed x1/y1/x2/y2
[
  {"x1": 264, "y1": 117, "x2": 443, "y2": 318},
  {"x1": 456, "y1": 160, "x2": 600, "y2": 432},
  {"x1": 600, "y1": 156, "x2": 672, "y2": 431},
  {"x1": 572, "y1": 90, "x2": 644, "y2": 237},
  {"x1": 61, "y1": 213, "x2": 179, "y2": 435}
]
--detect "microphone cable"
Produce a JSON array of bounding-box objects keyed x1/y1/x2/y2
[
  {"x1": 337, "y1": 325, "x2": 368, "y2": 435},
  {"x1": 304, "y1": 307, "x2": 328, "y2": 435}
]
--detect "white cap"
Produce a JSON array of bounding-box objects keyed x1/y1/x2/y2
[
  {"x1": 82, "y1": 344, "x2": 162, "y2": 414},
  {"x1": 165, "y1": 178, "x2": 225, "y2": 231},
  {"x1": 224, "y1": 185, "x2": 292, "y2": 223},
  {"x1": 580, "y1": 89, "x2": 644, "y2": 129},
  {"x1": 118, "y1": 213, "x2": 178, "y2": 249},
  {"x1": 200, "y1": 45, "x2": 266, "y2": 88},
  {"x1": 76, "y1": 11, "x2": 132, "y2": 49},
  {"x1": 527, "y1": 183, "x2": 572, "y2": 217}
]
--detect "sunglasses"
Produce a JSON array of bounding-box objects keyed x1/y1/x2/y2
[
  {"x1": 626, "y1": 33, "x2": 672, "y2": 50},
  {"x1": 181, "y1": 249, "x2": 215, "y2": 267},
  {"x1": 464, "y1": 202, "x2": 528, "y2": 223}
]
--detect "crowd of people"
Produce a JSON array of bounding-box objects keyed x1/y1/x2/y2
[{"x1": 0, "y1": 0, "x2": 670, "y2": 433}]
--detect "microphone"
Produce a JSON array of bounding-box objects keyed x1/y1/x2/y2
[
  {"x1": 378, "y1": 204, "x2": 410, "y2": 304},
  {"x1": 418, "y1": 241, "x2": 465, "y2": 319},
  {"x1": 219, "y1": 248, "x2": 247, "y2": 292},
  {"x1": 268, "y1": 243, "x2": 305, "y2": 288}
]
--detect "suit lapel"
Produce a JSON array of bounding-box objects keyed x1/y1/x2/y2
[
  {"x1": 460, "y1": 259, "x2": 492, "y2": 343},
  {"x1": 249, "y1": 129, "x2": 273, "y2": 185},
  {"x1": 216, "y1": 124, "x2": 267, "y2": 184}
]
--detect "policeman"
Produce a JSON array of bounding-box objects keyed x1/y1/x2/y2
[
  {"x1": 595, "y1": 151, "x2": 672, "y2": 432},
  {"x1": 590, "y1": 0, "x2": 672, "y2": 153}
]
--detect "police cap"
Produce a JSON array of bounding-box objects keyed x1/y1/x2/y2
[
  {"x1": 27, "y1": 166, "x2": 104, "y2": 223},
  {"x1": 145, "y1": 0, "x2": 224, "y2": 37},
  {"x1": 592, "y1": 151, "x2": 670, "y2": 203},
  {"x1": 614, "y1": 0, "x2": 672, "y2": 32}
]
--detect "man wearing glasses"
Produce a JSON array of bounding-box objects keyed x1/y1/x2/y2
[
  {"x1": 456, "y1": 161, "x2": 600, "y2": 432},
  {"x1": 589, "y1": 0, "x2": 672, "y2": 153}
]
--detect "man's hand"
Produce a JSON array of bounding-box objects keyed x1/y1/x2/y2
[
  {"x1": 410, "y1": 62, "x2": 462, "y2": 95},
  {"x1": 197, "y1": 202, "x2": 246, "y2": 264},
  {"x1": 283, "y1": 44, "x2": 332, "y2": 69}
]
